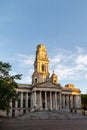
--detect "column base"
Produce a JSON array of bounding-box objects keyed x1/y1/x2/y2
[
  {"x1": 15, "y1": 109, "x2": 19, "y2": 117},
  {"x1": 26, "y1": 110, "x2": 29, "y2": 113},
  {"x1": 50, "y1": 108, "x2": 53, "y2": 110},
  {"x1": 20, "y1": 110, "x2": 23, "y2": 115},
  {"x1": 40, "y1": 107, "x2": 43, "y2": 110},
  {"x1": 45, "y1": 108, "x2": 48, "y2": 110}
]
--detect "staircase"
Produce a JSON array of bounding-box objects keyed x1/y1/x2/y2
[{"x1": 17, "y1": 110, "x2": 87, "y2": 120}]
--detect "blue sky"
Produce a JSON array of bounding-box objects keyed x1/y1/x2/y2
[{"x1": 0, "y1": 0, "x2": 87, "y2": 93}]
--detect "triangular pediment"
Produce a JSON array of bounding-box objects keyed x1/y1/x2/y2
[{"x1": 33, "y1": 81, "x2": 62, "y2": 89}]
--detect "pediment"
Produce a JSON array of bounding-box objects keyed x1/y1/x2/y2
[{"x1": 35, "y1": 81, "x2": 62, "y2": 89}]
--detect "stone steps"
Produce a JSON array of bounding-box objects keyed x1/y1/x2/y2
[{"x1": 17, "y1": 111, "x2": 87, "y2": 120}]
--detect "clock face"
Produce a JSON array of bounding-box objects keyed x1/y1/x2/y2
[{"x1": 40, "y1": 52, "x2": 45, "y2": 58}]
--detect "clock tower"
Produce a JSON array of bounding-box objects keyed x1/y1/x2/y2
[{"x1": 32, "y1": 44, "x2": 49, "y2": 84}]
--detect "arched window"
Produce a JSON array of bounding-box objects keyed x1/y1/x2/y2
[
  {"x1": 42, "y1": 64, "x2": 45, "y2": 71},
  {"x1": 54, "y1": 80, "x2": 56, "y2": 83},
  {"x1": 35, "y1": 78, "x2": 37, "y2": 83}
]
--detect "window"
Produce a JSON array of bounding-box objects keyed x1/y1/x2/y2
[
  {"x1": 54, "y1": 80, "x2": 56, "y2": 83},
  {"x1": 35, "y1": 78, "x2": 37, "y2": 83},
  {"x1": 42, "y1": 64, "x2": 45, "y2": 71}
]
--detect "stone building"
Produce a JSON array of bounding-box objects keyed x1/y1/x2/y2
[{"x1": 10, "y1": 44, "x2": 81, "y2": 117}]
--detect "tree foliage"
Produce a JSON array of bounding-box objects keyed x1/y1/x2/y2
[
  {"x1": 81, "y1": 94, "x2": 87, "y2": 110},
  {"x1": 0, "y1": 61, "x2": 22, "y2": 112}
]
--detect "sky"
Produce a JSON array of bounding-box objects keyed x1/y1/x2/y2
[{"x1": 0, "y1": 0, "x2": 87, "y2": 93}]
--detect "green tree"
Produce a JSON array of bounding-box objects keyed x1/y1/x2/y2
[{"x1": 0, "y1": 61, "x2": 22, "y2": 116}]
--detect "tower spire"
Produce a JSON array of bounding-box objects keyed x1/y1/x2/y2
[{"x1": 32, "y1": 44, "x2": 49, "y2": 84}]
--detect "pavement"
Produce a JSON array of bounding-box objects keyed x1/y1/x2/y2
[
  {"x1": 0, "y1": 111, "x2": 87, "y2": 130},
  {"x1": 0, "y1": 118, "x2": 87, "y2": 130}
]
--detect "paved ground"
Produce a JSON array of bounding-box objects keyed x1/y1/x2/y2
[
  {"x1": 0, "y1": 111, "x2": 87, "y2": 130},
  {"x1": 0, "y1": 118, "x2": 87, "y2": 130}
]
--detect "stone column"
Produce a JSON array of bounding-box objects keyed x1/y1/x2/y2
[
  {"x1": 20, "y1": 92, "x2": 23, "y2": 115},
  {"x1": 52, "y1": 93, "x2": 55, "y2": 109},
  {"x1": 9, "y1": 101, "x2": 12, "y2": 117},
  {"x1": 50, "y1": 91, "x2": 52, "y2": 110},
  {"x1": 45, "y1": 64, "x2": 47, "y2": 73},
  {"x1": 40, "y1": 63, "x2": 41, "y2": 72},
  {"x1": 70, "y1": 95, "x2": 73, "y2": 109},
  {"x1": 59, "y1": 92, "x2": 62, "y2": 110},
  {"x1": 39, "y1": 62, "x2": 40, "y2": 72},
  {"x1": 15, "y1": 101, "x2": 18, "y2": 117},
  {"x1": 55, "y1": 92, "x2": 57, "y2": 110},
  {"x1": 30, "y1": 92, "x2": 33, "y2": 109},
  {"x1": 26, "y1": 92, "x2": 28, "y2": 113},
  {"x1": 34, "y1": 91, "x2": 36, "y2": 109},
  {"x1": 78, "y1": 95, "x2": 82, "y2": 109},
  {"x1": 63, "y1": 94, "x2": 65, "y2": 109},
  {"x1": 57, "y1": 93, "x2": 60, "y2": 110},
  {"x1": 73, "y1": 95, "x2": 76, "y2": 108},
  {"x1": 75, "y1": 95, "x2": 82, "y2": 109},
  {"x1": 45, "y1": 91, "x2": 47, "y2": 110},
  {"x1": 40, "y1": 91, "x2": 42, "y2": 110},
  {"x1": 66, "y1": 95, "x2": 69, "y2": 109},
  {"x1": 15, "y1": 101, "x2": 18, "y2": 108}
]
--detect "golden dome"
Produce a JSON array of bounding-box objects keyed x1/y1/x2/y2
[{"x1": 51, "y1": 71, "x2": 58, "y2": 84}]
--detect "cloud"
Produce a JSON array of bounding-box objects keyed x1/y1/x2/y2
[
  {"x1": 85, "y1": 74, "x2": 87, "y2": 79},
  {"x1": 49, "y1": 47, "x2": 87, "y2": 81},
  {"x1": 10, "y1": 70, "x2": 33, "y2": 84},
  {"x1": 76, "y1": 46, "x2": 84, "y2": 53},
  {"x1": 5, "y1": 54, "x2": 34, "y2": 84},
  {"x1": 50, "y1": 55, "x2": 61, "y2": 64},
  {"x1": 19, "y1": 76, "x2": 32, "y2": 84},
  {"x1": 16, "y1": 54, "x2": 34, "y2": 66},
  {"x1": 7, "y1": 47, "x2": 87, "y2": 84},
  {"x1": 50, "y1": 65, "x2": 81, "y2": 80},
  {"x1": 76, "y1": 54, "x2": 87, "y2": 65}
]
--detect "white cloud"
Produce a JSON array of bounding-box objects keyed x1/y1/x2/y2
[
  {"x1": 17, "y1": 54, "x2": 34, "y2": 66},
  {"x1": 8, "y1": 47, "x2": 87, "y2": 85},
  {"x1": 20, "y1": 76, "x2": 32, "y2": 84},
  {"x1": 49, "y1": 47, "x2": 87, "y2": 81},
  {"x1": 85, "y1": 74, "x2": 87, "y2": 79},
  {"x1": 9, "y1": 71, "x2": 19, "y2": 76},
  {"x1": 76, "y1": 46, "x2": 84, "y2": 53},
  {"x1": 76, "y1": 54, "x2": 87, "y2": 65},
  {"x1": 50, "y1": 55, "x2": 61, "y2": 64},
  {"x1": 51, "y1": 66, "x2": 80, "y2": 80}
]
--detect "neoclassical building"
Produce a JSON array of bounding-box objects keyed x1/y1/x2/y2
[{"x1": 10, "y1": 44, "x2": 81, "y2": 117}]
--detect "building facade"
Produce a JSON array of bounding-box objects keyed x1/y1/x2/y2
[{"x1": 10, "y1": 44, "x2": 81, "y2": 117}]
